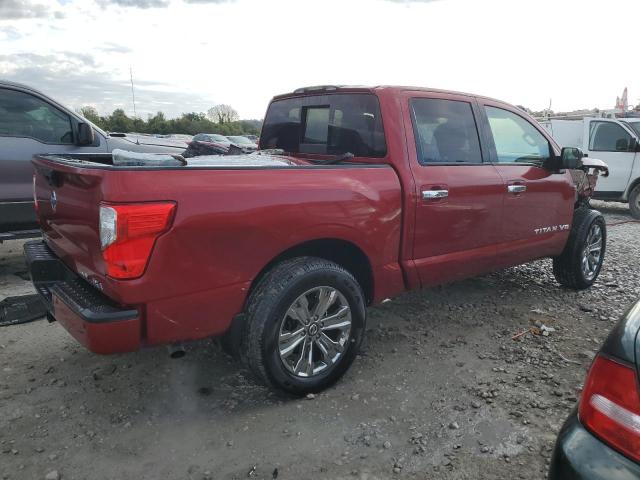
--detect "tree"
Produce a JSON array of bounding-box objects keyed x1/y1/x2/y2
[
  {"x1": 207, "y1": 104, "x2": 239, "y2": 124},
  {"x1": 107, "y1": 109, "x2": 134, "y2": 133},
  {"x1": 78, "y1": 106, "x2": 101, "y2": 125},
  {"x1": 71, "y1": 105, "x2": 260, "y2": 136},
  {"x1": 147, "y1": 112, "x2": 168, "y2": 134}
]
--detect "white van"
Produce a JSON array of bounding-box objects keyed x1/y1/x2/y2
[{"x1": 541, "y1": 117, "x2": 640, "y2": 218}]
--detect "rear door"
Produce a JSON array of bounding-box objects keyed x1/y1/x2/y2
[
  {"x1": 478, "y1": 100, "x2": 574, "y2": 267},
  {"x1": 403, "y1": 92, "x2": 504, "y2": 286},
  {"x1": 585, "y1": 119, "x2": 637, "y2": 198},
  {"x1": 0, "y1": 86, "x2": 106, "y2": 231}
]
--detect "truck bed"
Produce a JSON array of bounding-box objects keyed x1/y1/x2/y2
[
  {"x1": 31, "y1": 152, "x2": 405, "y2": 347},
  {"x1": 44, "y1": 151, "x2": 302, "y2": 169}
]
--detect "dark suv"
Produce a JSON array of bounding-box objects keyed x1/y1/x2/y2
[{"x1": 0, "y1": 80, "x2": 185, "y2": 239}]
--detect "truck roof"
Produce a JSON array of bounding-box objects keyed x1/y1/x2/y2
[
  {"x1": 274, "y1": 85, "x2": 506, "y2": 104},
  {"x1": 0, "y1": 79, "x2": 45, "y2": 95}
]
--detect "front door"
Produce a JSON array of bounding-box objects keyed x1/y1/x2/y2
[
  {"x1": 404, "y1": 93, "x2": 504, "y2": 287},
  {"x1": 586, "y1": 119, "x2": 637, "y2": 198},
  {"x1": 479, "y1": 101, "x2": 575, "y2": 267},
  {"x1": 0, "y1": 87, "x2": 104, "y2": 232}
]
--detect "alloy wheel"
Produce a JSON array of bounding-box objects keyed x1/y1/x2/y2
[
  {"x1": 581, "y1": 223, "x2": 603, "y2": 281},
  {"x1": 278, "y1": 286, "x2": 352, "y2": 378}
]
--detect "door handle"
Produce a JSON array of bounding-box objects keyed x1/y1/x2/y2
[
  {"x1": 422, "y1": 189, "x2": 449, "y2": 200},
  {"x1": 507, "y1": 185, "x2": 526, "y2": 194}
]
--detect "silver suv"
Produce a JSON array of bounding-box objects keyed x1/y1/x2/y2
[{"x1": 0, "y1": 80, "x2": 186, "y2": 239}]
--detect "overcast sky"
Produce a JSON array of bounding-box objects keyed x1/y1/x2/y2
[{"x1": 1, "y1": 0, "x2": 638, "y2": 119}]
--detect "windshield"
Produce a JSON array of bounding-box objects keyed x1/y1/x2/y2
[
  {"x1": 623, "y1": 121, "x2": 640, "y2": 137},
  {"x1": 210, "y1": 134, "x2": 228, "y2": 142},
  {"x1": 260, "y1": 93, "x2": 387, "y2": 157},
  {"x1": 227, "y1": 136, "x2": 254, "y2": 145}
]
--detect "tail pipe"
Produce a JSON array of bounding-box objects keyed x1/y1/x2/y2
[{"x1": 167, "y1": 343, "x2": 185, "y2": 359}]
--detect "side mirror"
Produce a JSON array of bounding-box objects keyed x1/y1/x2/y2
[
  {"x1": 76, "y1": 122, "x2": 95, "y2": 146},
  {"x1": 560, "y1": 147, "x2": 584, "y2": 169}
]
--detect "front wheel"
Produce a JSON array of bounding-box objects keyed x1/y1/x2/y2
[
  {"x1": 240, "y1": 257, "x2": 366, "y2": 395},
  {"x1": 553, "y1": 208, "x2": 606, "y2": 290}
]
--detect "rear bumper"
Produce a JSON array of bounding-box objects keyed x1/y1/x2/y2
[
  {"x1": 549, "y1": 409, "x2": 640, "y2": 479},
  {"x1": 24, "y1": 240, "x2": 141, "y2": 354}
]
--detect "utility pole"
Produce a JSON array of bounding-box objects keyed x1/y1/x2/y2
[{"x1": 130, "y1": 67, "x2": 137, "y2": 118}]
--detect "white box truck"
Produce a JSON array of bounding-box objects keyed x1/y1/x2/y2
[{"x1": 541, "y1": 117, "x2": 640, "y2": 218}]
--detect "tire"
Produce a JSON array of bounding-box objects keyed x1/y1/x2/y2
[
  {"x1": 629, "y1": 184, "x2": 640, "y2": 219},
  {"x1": 240, "y1": 257, "x2": 366, "y2": 395},
  {"x1": 553, "y1": 208, "x2": 606, "y2": 290}
]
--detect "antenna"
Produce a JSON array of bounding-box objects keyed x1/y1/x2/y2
[{"x1": 130, "y1": 67, "x2": 137, "y2": 118}]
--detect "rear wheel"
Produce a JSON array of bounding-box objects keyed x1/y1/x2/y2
[
  {"x1": 240, "y1": 257, "x2": 366, "y2": 395},
  {"x1": 629, "y1": 184, "x2": 640, "y2": 219},
  {"x1": 553, "y1": 208, "x2": 606, "y2": 289}
]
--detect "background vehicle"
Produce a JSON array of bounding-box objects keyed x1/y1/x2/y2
[
  {"x1": 541, "y1": 117, "x2": 640, "y2": 217},
  {"x1": 183, "y1": 133, "x2": 231, "y2": 157},
  {"x1": 549, "y1": 299, "x2": 640, "y2": 479},
  {"x1": 226, "y1": 135, "x2": 258, "y2": 152},
  {"x1": 26, "y1": 85, "x2": 608, "y2": 395},
  {"x1": 244, "y1": 134, "x2": 259, "y2": 143},
  {"x1": 0, "y1": 80, "x2": 186, "y2": 240}
]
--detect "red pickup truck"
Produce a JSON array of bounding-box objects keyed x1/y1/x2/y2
[{"x1": 25, "y1": 86, "x2": 608, "y2": 395}]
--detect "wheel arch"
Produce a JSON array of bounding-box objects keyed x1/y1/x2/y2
[
  {"x1": 248, "y1": 238, "x2": 375, "y2": 307},
  {"x1": 623, "y1": 176, "x2": 640, "y2": 202}
]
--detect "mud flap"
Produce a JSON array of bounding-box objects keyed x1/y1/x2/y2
[{"x1": 0, "y1": 294, "x2": 47, "y2": 327}]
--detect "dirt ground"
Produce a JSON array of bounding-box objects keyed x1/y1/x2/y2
[{"x1": 1, "y1": 201, "x2": 639, "y2": 480}]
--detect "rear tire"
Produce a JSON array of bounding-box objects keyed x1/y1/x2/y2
[
  {"x1": 240, "y1": 257, "x2": 366, "y2": 395},
  {"x1": 553, "y1": 208, "x2": 606, "y2": 290},
  {"x1": 629, "y1": 185, "x2": 640, "y2": 219}
]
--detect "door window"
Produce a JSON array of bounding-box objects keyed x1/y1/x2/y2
[
  {"x1": 0, "y1": 88, "x2": 73, "y2": 144},
  {"x1": 409, "y1": 98, "x2": 482, "y2": 165},
  {"x1": 485, "y1": 106, "x2": 550, "y2": 165},
  {"x1": 589, "y1": 121, "x2": 633, "y2": 152}
]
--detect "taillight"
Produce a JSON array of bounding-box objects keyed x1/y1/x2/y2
[
  {"x1": 99, "y1": 202, "x2": 175, "y2": 279},
  {"x1": 579, "y1": 354, "x2": 640, "y2": 462}
]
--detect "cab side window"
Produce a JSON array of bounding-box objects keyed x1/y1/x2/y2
[
  {"x1": 410, "y1": 98, "x2": 482, "y2": 165},
  {"x1": 0, "y1": 88, "x2": 73, "y2": 144},
  {"x1": 589, "y1": 122, "x2": 633, "y2": 152},
  {"x1": 484, "y1": 106, "x2": 550, "y2": 165}
]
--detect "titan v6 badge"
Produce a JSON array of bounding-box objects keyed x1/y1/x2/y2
[{"x1": 534, "y1": 224, "x2": 570, "y2": 235}]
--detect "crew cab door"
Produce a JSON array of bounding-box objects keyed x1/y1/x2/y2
[
  {"x1": 0, "y1": 86, "x2": 106, "y2": 231},
  {"x1": 403, "y1": 92, "x2": 504, "y2": 286},
  {"x1": 477, "y1": 100, "x2": 574, "y2": 267},
  {"x1": 585, "y1": 119, "x2": 637, "y2": 198}
]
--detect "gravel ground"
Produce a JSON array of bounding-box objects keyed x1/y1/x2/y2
[{"x1": 1, "y1": 201, "x2": 639, "y2": 480}]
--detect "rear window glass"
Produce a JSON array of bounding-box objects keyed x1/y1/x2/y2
[{"x1": 260, "y1": 93, "x2": 387, "y2": 157}]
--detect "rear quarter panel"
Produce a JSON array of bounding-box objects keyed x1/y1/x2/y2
[{"x1": 34, "y1": 159, "x2": 403, "y2": 345}]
